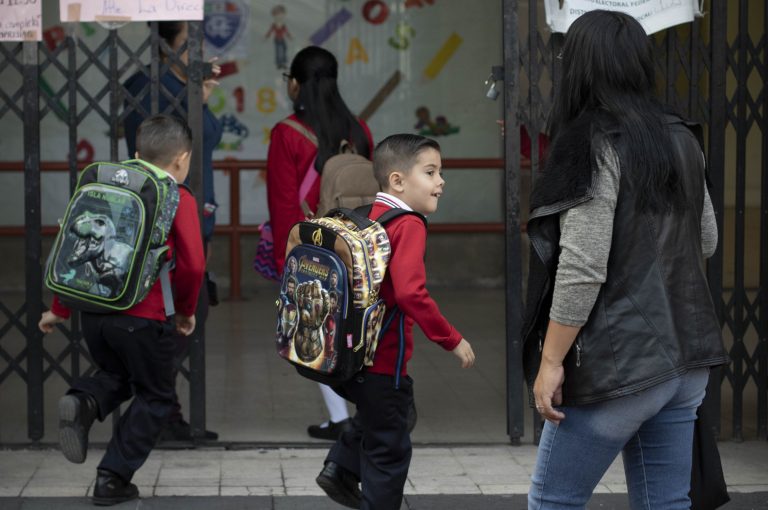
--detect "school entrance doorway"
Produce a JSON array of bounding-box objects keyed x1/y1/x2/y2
[{"x1": 0, "y1": 1, "x2": 766, "y2": 446}]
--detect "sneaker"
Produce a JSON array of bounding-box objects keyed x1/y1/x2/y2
[
  {"x1": 316, "y1": 461, "x2": 361, "y2": 509},
  {"x1": 307, "y1": 418, "x2": 353, "y2": 441},
  {"x1": 92, "y1": 469, "x2": 139, "y2": 506},
  {"x1": 58, "y1": 392, "x2": 98, "y2": 464},
  {"x1": 160, "y1": 419, "x2": 219, "y2": 441}
]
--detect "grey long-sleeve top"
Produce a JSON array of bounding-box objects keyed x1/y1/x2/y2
[{"x1": 550, "y1": 142, "x2": 718, "y2": 327}]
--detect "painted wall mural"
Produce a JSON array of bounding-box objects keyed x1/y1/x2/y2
[{"x1": 0, "y1": 0, "x2": 504, "y2": 227}]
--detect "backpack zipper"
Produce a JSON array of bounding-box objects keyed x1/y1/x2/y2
[{"x1": 575, "y1": 339, "x2": 582, "y2": 368}]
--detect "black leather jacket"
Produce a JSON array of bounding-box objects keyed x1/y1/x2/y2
[{"x1": 522, "y1": 114, "x2": 729, "y2": 406}]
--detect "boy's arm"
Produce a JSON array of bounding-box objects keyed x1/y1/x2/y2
[
  {"x1": 39, "y1": 295, "x2": 70, "y2": 333},
  {"x1": 50, "y1": 295, "x2": 71, "y2": 319},
  {"x1": 387, "y1": 217, "x2": 463, "y2": 351},
  {"x1": 172, "y1": 189, "x2": 206, "y2": 317}
]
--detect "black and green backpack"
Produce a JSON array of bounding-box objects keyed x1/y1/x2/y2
[{"x1": 45, "y1": 159, "x2": 179, "y2": 314}]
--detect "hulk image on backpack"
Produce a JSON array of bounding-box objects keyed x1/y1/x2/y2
[{"x1": 45, "y1": 160, "x2": 179, "y2": 314}]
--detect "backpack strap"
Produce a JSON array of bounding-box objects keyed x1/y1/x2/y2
[
  {"x1": 339, "y1": 139, "x2": 357, "y2": 155},
  {"x1": 358, "y1": 204, "x2": 427, "y2": 390},
  {"x1": 280, "y1": 118, "x2": 318, "y2": 147},
  {"x1": 326, "y1": 207, "x2": 375, "y2": 229},
  {"x1": 355, "y1": 204, "x2": 428, "y2": 229},
  {"x1": 159, "y1": 259, "x2": 175, "y2": 317},
  {"x1": 280, "y1": 118, "x2": 358, "y2": 156}
]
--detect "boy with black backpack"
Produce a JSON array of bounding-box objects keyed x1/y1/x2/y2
[
  {"x1": 315, "y1": 134, "x2": 476, "y2": 510},
  {"x1": 38, "y1": 114, "x2": 206, "y2": 506}
]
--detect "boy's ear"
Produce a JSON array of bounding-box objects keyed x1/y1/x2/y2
[
  {"x1": 388, "y1": 171, "x2": 405, "y2": 192},
  {"x1": 173, "y1": 151, "x2": 191, "y2": 169}
]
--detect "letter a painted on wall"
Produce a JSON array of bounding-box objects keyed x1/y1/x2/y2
[{"x1": 346, "y1": 38, "x2": 369, "y2": 64}]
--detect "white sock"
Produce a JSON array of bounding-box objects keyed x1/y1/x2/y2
[{"x1": 318, "y1": 383, "x2": 350, "y2": 423}]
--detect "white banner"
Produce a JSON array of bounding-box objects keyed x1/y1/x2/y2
[
  {"x1": 544, "y1": 0, "x2": 703, "y2": 35},
  {"x1": 0, "y1": 0, "x2": 42, "y2": 41},
  {"x1": 59, "y1": 0, "x2": 204, "y2": 23}
]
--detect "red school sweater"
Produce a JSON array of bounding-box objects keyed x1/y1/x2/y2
[
  {"x1": 52, "y1": 186, "x2": 206, "y2": 321},
  {"x1": 266, "y1": 114, "x2": 373, "y2": 275},
  {"x1": 366, "y1": 199, "x2": 463, "y2": 377}
]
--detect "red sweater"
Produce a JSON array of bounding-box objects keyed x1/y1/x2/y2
[
  {"x1": 367, "y1": 200, "x2": 463, "y2": 377},
  {"x1": 266, "y1": 114, "x2": 373, "y2": 275},
  {"x1": 52, "y1": 186, "x2": 206, "y2": 321}
]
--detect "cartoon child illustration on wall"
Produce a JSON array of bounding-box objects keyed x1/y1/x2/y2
[{"x1": 265, "y1": 5, "x2": 292, "y2": 70}]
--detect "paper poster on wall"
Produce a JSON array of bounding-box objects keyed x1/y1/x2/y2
[
  {"x1": 59, "y1": 0, "x2": 204, "y2": 23},
  {"x1": 543, "y1": 0, "x2": 703, "y2": 35},
  {"x1": 0, "y1": 0, "x2": 42, "y2": 41}
]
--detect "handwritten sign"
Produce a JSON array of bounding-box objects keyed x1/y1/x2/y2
[
  {"x1": 0, "y1": 0, "x2": 42, "y2": 42},
  {"x1": 59, "y1": 0, "x2": 204, "y2": 23},
  {"x1": 543, "y1": 0, "x2": 702, "y2": 35}
]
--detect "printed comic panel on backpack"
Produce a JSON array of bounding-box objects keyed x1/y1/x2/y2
[
  {"x1": 361, "y1": 299, "x2": 387, "y2": 366},
  {"x1": 50, "y1": 184, "x2": 143, "y2": 300},
  {"x1": 320, "y1": 216, "x2": 391, "y2": 308},
  {"x1": 276, "y1": 245, "x2": 348, "y2": 375}
]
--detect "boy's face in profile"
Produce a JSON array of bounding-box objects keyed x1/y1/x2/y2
[{"x1": 397, "y1": 147, "x2": 444, "y2": 216}]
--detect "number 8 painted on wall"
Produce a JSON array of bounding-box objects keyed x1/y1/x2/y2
[{"x1": 257, "y1": 87, "x2": 277, "y2": 114}]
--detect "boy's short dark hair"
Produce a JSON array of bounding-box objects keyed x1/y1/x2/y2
[
  {"x1": 135, "y1": 114, "x2": 193, "y2": 167},
  {"x1": 373, "y1": 134, "x2": 440, "y2": 189}
]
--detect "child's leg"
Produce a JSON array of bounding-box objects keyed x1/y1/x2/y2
[
  {"x1": 319, "y1": 383, "x2": 350, "y2": 423},
  {"x1": 326, "y1": 413, "x2": 362, "y2": 476},
  {"x1": 97, "y1": 317, "x2": 176, "y2": 482},
  {"x1": 71, "y1": 314, "x2": 132, "y2": 418},
  {"x1": 356, "y1": 373, "x2": 413, "y2": 510}
]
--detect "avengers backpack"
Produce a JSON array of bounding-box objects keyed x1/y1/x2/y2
[
  {"x1": 45, "y1": 159, "x2": 179, "y2": 314},
  {"x1": 276, "y1": 206, "x2": 425, "y2": 385}
]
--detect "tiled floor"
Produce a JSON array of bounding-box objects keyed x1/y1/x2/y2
[
  {"x1": 0, "y1": 286, "x2": 762, "y2": 446},
  {"x1": 1, "y1": 442, "x2": 767, "y2": 498},
  {"x1": 0, "y1": 288, "x2": 516, "y2": 445}
]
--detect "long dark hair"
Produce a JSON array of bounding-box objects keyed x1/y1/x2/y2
[
  {"x1": 290, "y1": 46, "x2": 370, "y2": 171},
  {"x1": 153, "y1": 21, "x2": 186, "y2": 57},
  {"x1": 548, "y1": 10, "x2": 685, "y2": 213}
]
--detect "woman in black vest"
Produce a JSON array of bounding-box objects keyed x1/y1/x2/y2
[{"x1": 522, "y1": 10, "x2": 728, "y2": 509}]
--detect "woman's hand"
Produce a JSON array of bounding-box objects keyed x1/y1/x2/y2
[
  {"x1": 202, "y1": 57, "x2": 221, "y2": 104},
  {"x1": 533, "y1": 357, "x2": 566, "y2": 424}
]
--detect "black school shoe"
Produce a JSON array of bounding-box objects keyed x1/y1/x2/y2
[
  {"x1": 316, "y1": 461, "x2": 362, "y2": 509},
  {"x1": 92, "y1": 469, "x2": 139, "y2": 506},
  {"x1": 307, "y1": 418, "x2": 353, "y2": 440},
  {"x1": 58, "y1": 392, "x2": 98, "y2": 464}
]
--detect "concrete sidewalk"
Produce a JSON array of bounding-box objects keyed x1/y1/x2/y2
[{"x1": 1, "y1": 442, "x2": 767, "y2": 508}]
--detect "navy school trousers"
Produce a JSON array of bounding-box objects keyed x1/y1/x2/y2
[
  {"x1": 72, "y1": 312, "x2": 176, "y2": 482},
  {"x1": 326, "y1": 372, "x2": 414, "y2": 510}
]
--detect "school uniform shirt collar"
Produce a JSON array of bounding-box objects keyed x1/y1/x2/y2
[{"x1": 375, "y1": 192, "x2": 412, "y2": 211}]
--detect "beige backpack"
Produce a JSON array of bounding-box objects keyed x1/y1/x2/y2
[{"x1": 279, "y1": 119, "x2": 380, "y2": 217}]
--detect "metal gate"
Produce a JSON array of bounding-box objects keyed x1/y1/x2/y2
[
  {"x1": 505, "y1": 0, "x2": 767, "y2": 441},
  {"x1": 2, "y1": 1, "x2": 766, "y2": 444},
  {"x1": 0, "y1": 21, "x2": 209, "y2": 443}
]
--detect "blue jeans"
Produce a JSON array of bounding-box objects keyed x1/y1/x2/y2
[{"x1": 528, "y1": 368, "x2": 709, "y2": 510}]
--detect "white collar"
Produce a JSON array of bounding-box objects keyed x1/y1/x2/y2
[{"x1": 375, "y1": 192, "x2": 412, "y2": 211}]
